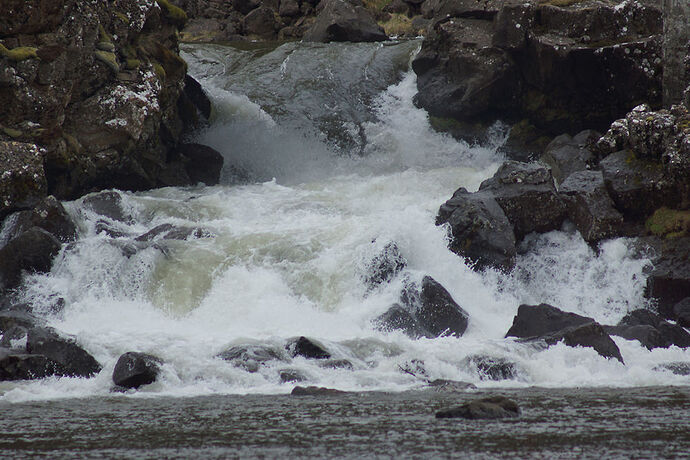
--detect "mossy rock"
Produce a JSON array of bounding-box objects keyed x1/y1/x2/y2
[
  {"x1": 0, "y1": 43, "x2": 39, "y2": 61},
  {"x1": 646, "y1": 207, "x2": 690, "y2": 238},
  {"x1": 1, "y1": 125, "x2": 23, "y2": 138},
  {"x1": 125, "y1": 58, "x2": 141, "y2": 70},
  {"x1": 156, "y1": 0, "x2": 188, "y2": 27},
  {"x1": 364, "y1": 0, "x2": 392, "y2": 12},
  {"x1": 113, "y1": 11, "x2": 130, "y2": 24},
  {"x1": 153, "y1": 62, "x2": 166, "y2": 79},
  {"x1": 99, "y1": 25, "x2": 113, "y2": 44},
  {"x1": 380, "y1": 14, "x2": 414, "y2": 37},
  {"x1": 95, "y1": 50, "x2": 119, "y2": 73}
]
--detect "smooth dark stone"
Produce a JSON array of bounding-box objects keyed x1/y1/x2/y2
[
  {"x1": 112, "y1": 352, "x2": 163, "y2": 389},
  {"x1": 286, "y1": 337, "x2": 331, "y2": 360},
  {"x1": 436, "y1": 396, "x2": 520, "y2": 419},
  {"x1": 26, "y1": 327, "x2": 102, "y2": 377},
  {"x1": 403, "y1": 276, "x2": 469, "y2": 338},
  {"x1": 0, "y1": 348, "x2": 68, "y2": 381},
  {"x1": 279, "y1": 369, "x2": 307, "y2": 383},
  {"x1": 373, "y1": 304, "x2": 430, "y2": 339},
  {"x1": 505, "y1": 303, "x2": 594, "y2": 339},
  {"x1": 291, "y1": 386, "x2": 347, "y2": 396},
  {"x1": 82, "y1": 191, "x2": 131, "y2": 223},
  {"x1": 217, "y1": 344, "x2": 285, "y2": 372},
  {"x1": 0, "y1": 227, "x2": 61, "y2": 291}
]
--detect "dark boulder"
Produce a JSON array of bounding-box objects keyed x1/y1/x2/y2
[
  {"x1": 183, "y1": 74, "x2": 212, "y2": 120},
  {"x1": 0, "y1": 325, "x2": 28, "y2": 348},
  {"x1": 464, "y1": 355, "x2": 518, "y2": 381},
  {"x1": 176, "y1": 143, "x2": 224, "y2": 186},
  {"x1": 26, "y1": 327, "x2": 102, "y2": 377},
  {"x1": 361, "y1": 241, "x2": 407, "y2": 289},
  {"x1": 112, "y1": 351, "x2": 163, "y2": 389},
  {"x1": 373, "y1": 304, "x2": 430, "y2": 339},
  {"x1": 0, "y1": 227, "x2": 61, "y2": 291},
  {"x1": 218, "y1": 344, "x2": 285, "y2": 372},
  {"x1": 540, "y1": 131, "x2": 597, "y2": 185},
  {"x1": 600, "y1": 150, "x2": 677, "y2": 220},
  {"x1": 505, "y1": 303, "x2": 594, "y2": 339},
  {"x1": 402, "y1": 276, "x2": 469, "y2": 338},
  {"x1": 478, "y1": 161, "x2": 567, "y2": 240},
  {"x1": 540, "y1": 322, "x2": 624, "y2": 363},
  {"x1": 291, "y1": 385, "x2": 346, "y2": 396},
  {"x1": 673, "y1": 298, "x2": 690, "y2": 328},
  {"x1": 286, "y1": 336, "x2": 331, "y2": 360},
  {"x1": 559, "y1": 170, "x2": 624, "y2": 243},
  {"x1": 436, "y1": 395, "x2": 520, "y2": 419},
  {"x1": 0, "y1": 309, "x2": 41, "y2": 334},
  {"x1": 608, "y1": 309, "x2": 690, "y2": 349},
  {"x1": 303, "y1": 0, "x2": 387, "y2": 43},
  {"x1": 243, "y1": 6, "x2": 277, "y2": 39},
  {"x1": 436, "y1": 187, "x2": 516, "y2": 271},
  {"x1": 643, "y1": 237, "x2": 690, "y2": 319},
  {"x1": 3, "y1": 196, "x2": 78, "y2": 243},
  {"x1": 0, "y1": 348, "x2": 68, "y2": 381},
  {"x1": 82, "y1": 191, "x2": 132, "y2": 223}
]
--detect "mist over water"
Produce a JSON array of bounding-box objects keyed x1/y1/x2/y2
[{"x1": 2, "y1": 40, "x2": 688, "y2": 403}]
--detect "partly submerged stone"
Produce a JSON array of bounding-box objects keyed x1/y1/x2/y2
[
  {"x1": 217, "y1": 344, "x2": 286, "y2": 372},
  {"x1": 436, "y1": 395, "x2": 520, "y2": 419},
  {"x1": 362, "y1": 241, "x2": 407, "y2": 289},
  {"x1": 291, "y1": 385, "x2": 347, "y2": 396},
  {"x1": 0, "y1": 227, "x2": 61, "y2": 291},
  {"x1": 286, "y1": 336, "x2": 331, "y2": 360},
  {"x1": 112, "y1": 351, "x2": 163, "y2": 389},
  {"x1": 402, "y1": 276, "x2": 469, "y2": 338},
  {"x1": 26, "y1": 327, "x2": 102, "y2": 377}
]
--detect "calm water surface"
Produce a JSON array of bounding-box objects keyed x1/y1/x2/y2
[{"x1": 1, "y1": 387, "x2": 688, "y2": 458}]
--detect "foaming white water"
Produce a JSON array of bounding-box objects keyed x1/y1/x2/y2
[{"x1": 2, "y1": 42, "x2": 688, "y2": 402}]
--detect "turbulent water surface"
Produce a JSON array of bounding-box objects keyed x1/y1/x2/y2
[{"x1": 1, "y1": 39, "x2": 688, "y2": 457}]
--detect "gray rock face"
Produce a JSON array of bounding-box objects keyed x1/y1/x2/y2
[
  {"x1": 413, "y1": 0, "x2": 663, "y2": 135},
  {"x1": 436, "y1": 395, "x2": 520, "y2": 419},
  {"x1": 541, "y1": 322, "x2": 624, "y2": 363},
  {"x1": 0, "y1": 348, "x2": 67, "y2": 381},
  {"x1": 479, "y1": 161, "x2": 567, "y2": 240},
  {"x1": 559, "y1": 171, "x2": 624, "y2": 243},
  {"x1": 607, "y1": 309, "x2": 690, "y2": 350},
  {"x1": 303, "y1": 0, "x2": 387, "y2": 43},
  {"x1": 112, "y1": 351, "x2": 163, "y2": 389},
  {"x1": 540, "y1": 131, "x2": 597, "y2": 185},
  {"x1": 436, "y1": 187, "x2": 516, "y2": 271},
  {"x1": 0, "y1": 142, "x2": 47, "y2": 218},
  {"x1": 3, "y1": 196, "x2": 78, "y2": 243},
  {"x1": 642, "y1": 237, "x2": 690, "y2": 320}
]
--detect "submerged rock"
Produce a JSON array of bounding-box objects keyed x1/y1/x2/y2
[
  {"x1": 436, "y1": 187, "x2": 516, "y2": 271},
  {"x1": 403, "y1": 276, "x2": 469, "y2": 338},
  {"x1": 279, "y1": 369, "x2": 307, "y2": 383},
  {"x1": 26, "y1": 327, "x2": 102, "y2": 377},
  {"x1": 291, "y1": 385, "x2": 347, "y2": 396},
  {"x1": 112, "y1": 352, "x2": 163, "y2": 389},
  {"x1": 218, "y1": 344, "x2": 286, "y2": 372},
  {"x1": 174, "y1": 143, "x2": 224, "y2": 186},
  {"x1": 464, "y1": 355, "x2": 519, "y2": 381},
  {"x1": 82, "y1": 191, "x2": 132, "y2": 223},
  {"x1": 436, "y1": 395, "x2": 520, "y2": 420},
  {"x1": 286, "y1": 336, "x2": 331, "y2": 360},
  {"x1": 426, "y1": 379, "x2": 477, "y2": 392},
  {"x1": 362, "y1": 241, "x2": 407, "y2": 289},
  {"x1": 373, "y1": 304, "x2": 429, "y2": 339},
  {"x1": 506, "y1": 303, "x2": 623, "y2": 362},
  {"x1": 653, "y1": 362, "x2": 690, "y2": 376},
  {"x1": 135, "y1": 223, "x2": 212, "y2": 242},
  {"x1": 303, "y1": 0, "x2": 387, "y2": 43}
]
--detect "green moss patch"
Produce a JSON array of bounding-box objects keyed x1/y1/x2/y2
[
  {"x1": 0, "y1": 43, "x2": 39, "y2": 61},
  {"x1": 646, "y1": 207, "x2": 690, "y2": 238},
  {"x1": 95, "y1": 50, "x2": 120, "y2": 73},
  {"x1": 363, "y1": 0, "x2": 392, "y2": 11},
  {"x1": 156, "y1": 0, "x2": 188, "y2": 27},
  {"x1": 380, "y1": 14, "x2": 414, "y2": 37}
]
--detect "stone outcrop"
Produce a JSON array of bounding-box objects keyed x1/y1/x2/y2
[
  {"x1": 0, "y1": 0, "x2": 220, "y2": 215},
  {"x1": 303, "y1": 0, "x2": 387, "y2": 42},
  {"x1": 413, "y1": 0, "x2": 663, "y2": 137}
]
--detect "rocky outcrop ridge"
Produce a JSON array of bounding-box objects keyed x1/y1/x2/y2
[
  {"x1": 0, "y1": 0, "x2": 218, "y2": 211},
  {"x1": 413, "y1": 0, "x2": 663, "y2": 139}
]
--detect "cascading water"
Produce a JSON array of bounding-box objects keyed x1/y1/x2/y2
[{"x1": 2, "y1": 40, "x2": 688, "y2": 402}]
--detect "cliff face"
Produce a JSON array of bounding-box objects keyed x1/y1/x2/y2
[{"x1": 0, "y1": 0, "x2": 200, "y2": 209}]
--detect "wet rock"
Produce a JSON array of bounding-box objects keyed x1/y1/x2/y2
[
  {"x1": 464, "y1": 355, "x2": 518, "y2": 381},
  {"x1": 426, "y1": 379, "x2": 477, "y2": 392},
  {"x1": 279, "y1": 369, "x2": 307, "y2": 383},
  {"x1": 291, "y1": 385, "x2": 346, "y2": 396},
  {"x1": 608, "y1": 309, "x2": 690, "y2": 349},
  {"x1": 643, "y1": 237, "x2": 690, "y2": 319},
  {"x1": 280, "y1": 0, "x2": 301, "y2": 17},
  {"x1": 3, "y1": 196, "x2": 78, "y2": 243},
  {"x1": 218, "y1": 344, "x2": 285, "y2": 372},
  {"x1": 653, "y1": 362, "x2": 690, "y2": 376},
  {"x1": 0, "y1": 325, "x2": 28, "y2": 348},
  {"x1": 135, "y1": 223, "x2": 212, "y2": 242},
  {"x1": 26, "y1": 327, "x2": 102, "y2": 378},
  {"x1": 286, "y1": 336, "x2": 331, "y2": 360},
  {"x1": 0, "y1": 227, "x2": 61, "y2": 291},
  {"x1": 673, "y1": 298, "x2": 690, "y2": 328},
  {"x1": 540, "y1": 132, "x2": 596, "y2": 185},
  {"x1": 402, "y1": 276, "x2": 469, "y2": 338},
  {"x1": 600, "y1": 151, "x2": 676, "y2": 220},
  {"x1": 183, "y1": 74, "x2": 212, "y2": 120},
  {"x1": 243, "y1": 6, "x2": 278, "y2": 39},
  {"x1": 175, "y1": 143, "x2": 224, "y2": 186},
  {"x1": 0, "y1": 142, "x2": 47, "y2": 218},
  {"x1": 303, "y1": 0, "x2": 387, "y2": 43},
  {"x1": 478, "y1": 161, "x2": 567, "y2": 240},
  {"x1": 540, "y1": 322, "x2": 624, "y2": 363},
  {"x1": 505, "y1": 303, "x2": 594, "y2": 339},
  {"x1": 436, "y1": 395, "x2": 520, "y2": 419},
  {"x1": 559, "y1": 171, "x2": 624, "y2": 243},
  {"x1": 0, "y1": 348, "x2": 68, "y2": 381},
  {"x1": 373, "y1": 304, "x2": 430, "y2": 339},
  {"x1": 362, "y1": 241, "x2": 407, "y2": 289},
  {"x1": 318, "y1": 359, "x2": 353, "y2": 370},
  {"x1": 112, "y1": 351, "x2": 163, "y2": 389},
  {"x1": 94, "y1": 220, "x2": 130, "y2": 239},
  {"x1": 398, "y1": 359, "x2": 428, "y2": 379},
  {"x1": 82, "y1": 191, "x2": 131, "y2": 223},
  {"x1": 436, "y1": 187, "x2": 516, "y2": 271},
  {"x1": 0, "y1": 309, "x2": 41, "y2": 333}
]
